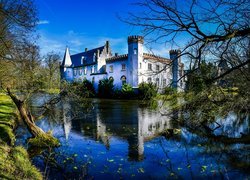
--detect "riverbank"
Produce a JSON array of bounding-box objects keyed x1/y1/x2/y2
[{"x1": 0, "y1": 93, "x2": 42, "y2": 179}]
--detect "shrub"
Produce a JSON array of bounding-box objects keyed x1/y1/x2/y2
[
  {"x1": 164, "y1": 87, "x2": 177, "y2": 95},
  {"x1": 98, "y1": 78, "x2": 114, "y2": 98},
  {"x1": 138, "y1": 82, "x2": 157, "y2": 100},
  {"x1": 120, "y1": 83, "x2": 135, "y2": 99},
  {"x1": 61, "y1": 79, "x2": 95, "y2": 98}
]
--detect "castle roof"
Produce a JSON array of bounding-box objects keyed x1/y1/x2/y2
[
  {"x1": 70, "y1": 46, "x2": 105, "y2": 67},
  {"x1": 143, "y1": 53, "x2": 171, "y2": 63},
  {"x1": 106, "y1": 54, "x2": 128, "y2": 63},
  {"x1": 61, "y1": 47, "x2": 72, "y2": 67}
]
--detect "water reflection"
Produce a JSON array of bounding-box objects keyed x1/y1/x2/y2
[
  {"x1": 62, "y1": 99, "x2": 177, "y2": 161},
  {"x1": 16, "y1": 96, "x2": 249, "y2": 179}
]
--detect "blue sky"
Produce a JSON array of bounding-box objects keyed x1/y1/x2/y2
[{"x1": 34, "y1": 0, "x2": 173, "y2": 58}]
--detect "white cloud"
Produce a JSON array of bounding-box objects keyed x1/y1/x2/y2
[{"x1": 37, "y1": 20, "x2": 50, "y2": 25}]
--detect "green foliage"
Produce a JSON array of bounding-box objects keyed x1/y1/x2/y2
[
  {"x1": 0, "y1": 94, "x2": 42, "y2": 179},
  {"x1": 28, "y1": 131, "x2": 60, "y2": 148},
  {"x1": 62, "y1": 79, "x2": 96, "y2": 98},
  {"x1": 0, "y1": 143, "x2": 42, "y2": 180},
  {"x1": 164, "y1": 87, "x2": 177, "y2": 95},
  {"x1": 186, "y1": 61, "x2": 217, "y2": 93},
  {"x1": 120, "y1": 83, "x2": 135, "y2": 99},
  {"x1": 0, "y1": 94, "x2": 16, "y2": 145},
  {"x1": 138, "y1": 82, "x2": 157, "y2": 100},
  {"x1": 98, "y1": 78, "x2": 114, "y2": 98}
]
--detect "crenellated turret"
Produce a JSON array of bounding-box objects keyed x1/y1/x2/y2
[
  {"x1": 127, "y1": 35, "x2": 144, "y2": 88},
  {"x1": 127, "y1": 35, "x2": 144, "y2": 44},
  {"x1": 169, "y1": 49, "x2": 181, "y2": 89}
]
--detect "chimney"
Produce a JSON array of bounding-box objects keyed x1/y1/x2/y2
[
  {"x1": 106, "y1": 41, "x2": 109, "y2": 54},
  {"x1": 85, "y1": 48, "x2": 88, "y2": 52},
  {"x1": 97, "y1": 49, "x2": 100, "y2": 57}
]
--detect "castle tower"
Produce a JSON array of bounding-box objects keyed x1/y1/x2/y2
[
  {"x1": 127, "y1": 35, "x2": 144, "y2": 88},
  {"x1": 169, "y1": 49, "x2": 181, "y2": 89},
  {"x1": 60, "y1": 47, "x2": 73, "y2": 81}
]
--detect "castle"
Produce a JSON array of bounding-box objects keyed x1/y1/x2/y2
[{"x1": 60, "y1": 35, "x2": 185, "y2": 91}]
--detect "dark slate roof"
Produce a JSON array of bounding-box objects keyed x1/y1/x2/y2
[
  {"x1": 106, "y1": 54, "x2": 128, "y2": 63},
  {"x1": 70, "y1": 46, "x2": 105, "y2": 67}
]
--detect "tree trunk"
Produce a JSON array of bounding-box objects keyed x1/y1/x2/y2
[{"x1": 6, "y1": 88, "x2": 59, "y2": 147}]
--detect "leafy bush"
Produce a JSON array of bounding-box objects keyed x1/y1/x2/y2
[
  {"x1": 120, "y1": 83, "x2": 135, "y2": 99},
  {"x1": 98, "y1": 78, "x2": 114, "y2": 98},
  {"x1": 61, "y1": 79, "x2": 95, "y2": 98},
  {"x1": 164, "y1": 87, "x2": 177, "y2": 95},
  {"x1": 138, "y1": 82, "x2": 157, "y2": 100}
]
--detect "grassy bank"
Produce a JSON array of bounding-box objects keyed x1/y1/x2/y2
[{"x1": 0, "y1": 93, "x2": 42, "y2": 180}]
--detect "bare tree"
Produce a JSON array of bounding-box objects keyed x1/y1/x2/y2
[
  {"x1": 44, "y1": 52, "x2": 61, "y2": 89},
  {"x1": 123, "y1": 0, "x2": 250, "y2": 83}
]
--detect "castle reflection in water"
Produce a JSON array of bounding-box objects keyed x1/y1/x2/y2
[{"x1": 61, "y1": 99, "x2": 178, "y2": 161}]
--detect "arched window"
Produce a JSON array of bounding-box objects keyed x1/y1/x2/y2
[
  {"x1": 156, "y1": 78, "x2": 159, "y2": 86},
  {"x1": 134, "y1": 48, "x2": 137, "y2": 54},
  {"x1": 147, "y1": 77, "x2": 152, "y2": 83},
  {"x1": 109, "y1": 76, "x2": 114, "y2": 82},
  {"x1": 121, "y1": 75, "x2": 126, "y2": 85}
]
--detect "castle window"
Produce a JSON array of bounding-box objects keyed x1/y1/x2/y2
[
  {"x1": 73, "y1": 69, "x2": 77, "y2": 76},
  {"x1": 109, "y1": 65, "x2": 113, "y2": 73},
  {"x1": 79, "y1": 68, "x2": 82, "y2": 75},
  {"x1": 81, "y1": 56, "x2": 84, "y2": 64},
  {"x1": 91, "y1": 66, "x2": 95, "y2": 73},
  {"x1": 84, "y1": 67, "x2": 87, "y2": 75},
  {"x1": 156, "y1": 65, "x2": 160, "y2": 71},
  {"x1": 163, "y1": 79, "x2": 166, "y2": 86},
  {"x1": 139, "y1": 62, "x2": 142, "y2": 69},
  {"x1": 121, "y1": 75, "x2": 126, "y2": 85},
  {"x1": 93, "y1": 53, "x2": 96, "y2": 62},
  {"x1": 134, "y1": 48, "x2": 137, "y2": 54},
  {"x1": 156, "y1": 78, "x2": 159, "y2": 86},
  {"x1": 148, "y1": 63, "x2": 152, "y2": 71},
  {"x1": 121, "y1": 64, "x2": 126, "y2": 71},
  {"x1": 92, "y1": 77, "x2": 95, "y2": 84},
  {"x1": 109, "y1": 76, "x2": 114, "y2": 81},
  {"x1": 147, "y1": 77, "x2": 152, "y2": 83}
]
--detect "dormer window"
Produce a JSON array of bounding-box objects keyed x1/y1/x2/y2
[
  {"x1": 81, "y1": 56, "x2": 84, "y2": 64},
  {"x1": 134, "y1": 48, "x2": 137, "y2": 55},
  {"x1": 93, "y1": 53, "x2": 96, "y2": 62}
]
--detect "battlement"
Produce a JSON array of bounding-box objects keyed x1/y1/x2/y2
[
  {"x1": 128, "y1": 35, "x2": 144, "y2": 44},
  {"x1": 169, "y1": 49, "x2": 181, "y2": 55}
]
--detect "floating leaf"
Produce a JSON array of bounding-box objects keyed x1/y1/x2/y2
[
  {"x1": 74, "y1": 154, "x2": 78, "y2": 157},
  {"x1": 198, "y1": 144, "x2": 202, "y2": 147},
  {"x1": 107, "y1": 158, "x2": 114, "y2": 162},
  {"x1": 177, "y1": 167, "x2": 182, "y2": 171},
  {"x1": 187, "y1": 164, "x2": 191, "y2": 168},
  {"x1": 138, "y1": 168, "x2": 145, "y2": 173},
  {"x1": 201, "y1": 165, "x2": 207, "y2": 172},
  {"x1": 73, "y1": 166, "x2": 78, "y2": 170},
  {"x1": 170, "y1": 173, "x2": 175, "y2": 176},
  {"x1": 84, "y1": 154, "x2": 88, "y2": 158},
  {"x1": 166, "y1": 159, "x2": 170, "y2": 162}
]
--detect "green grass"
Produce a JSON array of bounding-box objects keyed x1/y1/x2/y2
[
  {"x1": 0, "y1": 93, "x2": 42, "y2": 179},
  {"x1": 0, "y1": 142, "x2": 42, "y2": 180}
]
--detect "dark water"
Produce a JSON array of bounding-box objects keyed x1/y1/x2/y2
[{"x1": 15, "y1": 95, "x2": 249, "y2": 179}]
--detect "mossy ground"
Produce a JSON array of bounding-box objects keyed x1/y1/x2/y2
[{"x1": 0, "y1": 93, "x2": 42, "y2": 180}]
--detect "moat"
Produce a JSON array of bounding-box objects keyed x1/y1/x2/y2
[{"x1": 15, "y1": 95, "x2": 249, "y2": 179}]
